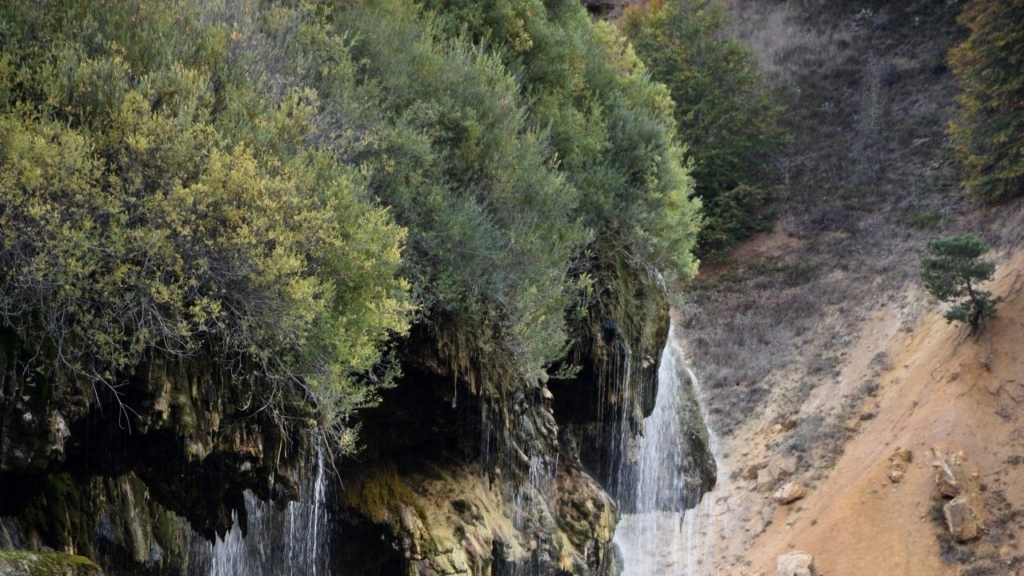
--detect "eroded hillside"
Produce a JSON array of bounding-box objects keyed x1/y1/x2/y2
[{"x1": 674, "y1": 1, "x2": 1024, "y2": 574}]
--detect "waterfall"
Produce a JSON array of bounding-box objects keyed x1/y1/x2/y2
[
  {"x1": 192, "y1": 438, "x2": 331, "y2": 575},
  {"x1": 612, "y1": 325, "x2": 719, "y2": 576}
]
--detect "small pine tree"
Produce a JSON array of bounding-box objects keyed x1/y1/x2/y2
[
  {"x1": 920, "y1": 234, "x2": 1001, "y2": 333},
  {"x1": 948, "y1": 0, "x2": 1024, "y2": 202}
]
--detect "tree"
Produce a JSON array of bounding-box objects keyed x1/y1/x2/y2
[
  {"x1": 920, "y1": 234, "x2": 1001, "y2": 333},
  {"x1": 620, "y1": 0, "x2": 787, "y2": 257},
  {"x1": 419, "y1": 0, "x2": 703, "y2": 281},
  {"x1": 0, "y1": 0, "x2": 414, "y2": 451},
  {"x1": 948, "y1": 0, "x2": 1024, "y2": 202}
]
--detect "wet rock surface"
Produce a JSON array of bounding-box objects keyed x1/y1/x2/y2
[
  {"x1": 333, "y1": 267, "x2": 715, "y2": 575},
  {"x1": 0, "y1": 551, "x2": 104, "y2": 575},
  {"x1": 0, "y1": 222, "x2": 717, "y2": 576},
  {"x1": 1, "y1": 332, "x2": 315, "y2": 574}
]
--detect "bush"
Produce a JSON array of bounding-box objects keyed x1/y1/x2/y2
[
  {"x1": 421, "y1": 0, "x2": 703, "y2": 280},
  {"x1": 334, "y1": 0, "x2": 702, "y2": 383},
  {"x1": 333, "y1": 0, "x2": 589, "y2": 376}
]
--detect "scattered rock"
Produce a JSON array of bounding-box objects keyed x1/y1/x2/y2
[
  {"x1": 888, "y1": 448, "x2": 912, "y2": 483},
  {"x1": 776, "y1": 550, "x2": 817, "y2": 576},
  {"x1": 944, "y1": 496, "x2": 982, "y2": 542},
  {"x1": 756, "y1": 467, "x2": 776, "y2": 493},
  {"x1": 933, "y1": 448, "x2": 972, "y2": 497},
  {"x1": 768, "y1": 455, "x2": 798, "y2": 480},
  {"x1": 744, "y1": 462, "x2": 768, "y2": 481},
  {"x1": 773, "y1": 482, "x2": 808, "y2": 505}
]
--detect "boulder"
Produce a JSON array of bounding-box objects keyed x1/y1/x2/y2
[
  {"x1": 888, "y1": 448, "x2": 912, "y2": 483},
  {"x1": 944, "y1": 496, "x2": 982, "y2": 542},
  {"x1": 773, "y1": 482, "x2": 808, "y2": 505},
  {"x1": 933, "y1": 448, "x2": 972, "y2": 497},
  {"x1": 777, "y1": 551, "x2": 817, "y2": 576}
]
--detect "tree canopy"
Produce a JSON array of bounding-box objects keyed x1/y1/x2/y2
[
  {"x1": 0, "y1": 0, "x2": 415, "y2": 448},
  {"x1": 0, "y1": 0, "x2": 704, "y2": 451},
  {"x1": 920, "y1": 234, "x2": 1000, "y2": 333},
  {"x1": 620, "y1": 0, "x2": 786, "y2": 257},
  {"x1": 949, "y1": 0, "x2": 1024, "y2": 202}
]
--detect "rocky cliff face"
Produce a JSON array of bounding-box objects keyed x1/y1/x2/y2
[
  {"x1": 0, "y1": 330, "x2": 317, "y2": 574},
  {"x1": 0, "y1": 262, "x2": 716, "y2": 576},
  {"x1": 332, "y1": 262, "x2": 707, "y2": 575}
]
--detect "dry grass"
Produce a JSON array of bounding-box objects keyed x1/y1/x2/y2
[
  {"x1": 675, "y1": 0, "x2": 975, "y2": 442},
  {"x1": 725, "y1": 0, "x2": 855, "y2": 86}
]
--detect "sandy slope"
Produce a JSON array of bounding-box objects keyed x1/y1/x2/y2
[{"x1": 701, "y1": 248, "x2": 1024, "y2": 575}]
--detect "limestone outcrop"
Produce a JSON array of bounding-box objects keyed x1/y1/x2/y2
[
  {"x1": 333, "y1": 265, "x2": 711, "y2": 575},
  {"x1": 0, "y1": 332, "x2": 316, "y2": 573}
]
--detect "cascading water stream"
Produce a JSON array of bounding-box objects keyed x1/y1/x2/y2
[
  {"x1": 612, "y1": 324, "x2": 721, "y2": 576},
  {"x1": 193, "y1": 437, "x2": 331, "y2": 575}
]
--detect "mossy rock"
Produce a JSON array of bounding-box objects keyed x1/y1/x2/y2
[{"x1": 0, "y1": 551, "x2": 103, "y2": 576}]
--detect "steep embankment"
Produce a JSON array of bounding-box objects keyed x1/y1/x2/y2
[
  {"x1": 697, "y1": 238, "x2": 1024, "y2": 575},
  {"x1": 742, "y1": 246, "x2": 1024, "y2": 575},
  {"x1": 675, "y1": 0, "x2": 1024, "y2": 574}
]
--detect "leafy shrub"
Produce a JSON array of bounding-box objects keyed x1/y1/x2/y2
[
  {"x1": 428, "y1": 0, "x2": 702, "y2": 275},
  {"x1": 332, "y1": 0, "x2": 589, "y2": 377}
]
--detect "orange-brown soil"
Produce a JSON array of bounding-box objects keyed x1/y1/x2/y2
[{"x1": 695, "y1": 244, "x2": 1024, "y2": 576}]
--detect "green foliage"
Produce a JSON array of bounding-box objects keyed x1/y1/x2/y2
[
  {"x1": 331, "y1": 0, "x2": 588, "y2": 375},
  {"x1": 0, "y1": 0, "x2": 705, "y2": 458},
  {"x1": 421, "y1": 0, "x2": 702, "y2": 280},
  {"x1": 920, "y1": 234, "x2": 1001, "y2": 332},
  {"x1": 0, "y1": 551, "x2": 102, "y2": 576},
  {"x1": 949, "y1": 0, "x2": 1024, "y2": 202},
  {"x1": 620, "y1": 0, "x2": 787, "y2": 257},
  {"x1": 0, "y1": 0, "x2": 412, "y2": 448},
  {"x1": 330, "y1": 0, "x2": 701, "y2": 385}
]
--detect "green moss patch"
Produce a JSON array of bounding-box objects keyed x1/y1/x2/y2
[{"x1": 0, "y1": 551, "x2": 103, "y2": 576}]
